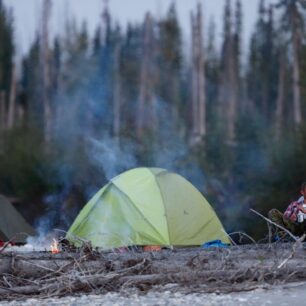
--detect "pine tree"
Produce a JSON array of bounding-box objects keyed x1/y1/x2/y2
[
  {"x1": 265, "y1": 5, "x2": 278, "y2": 120},
  {"x1": 275, "y1": 0, "x2": 306, "y2": 127},
  {"x1": 21, "y1": 35, "x2": 41, "y2": 128},
  {"x1": 275, "y1": 49, "x2": 286, "y2": 139},
  {"x1": 100, "y1": 0, "x2": 111, "y2": 47},
  {"x1": 0, "y1": 1, "x2": 13, "y2": 92},
  {"x1": 120, "y1": 24, "x2": 142, "y2": 136},
  {"x1": 7, "y1": 62, "x2": 16, "y2": 129},
  {"x1": 87, "y1": 1, "x2": 116, "y2": 134},
  {"x1": 157, "y1": 3, "x2": 182, "y2": 124},
  {"x1": 137, "y1": 13, "x2": 156, "y2": 140},
  {"x1": 52, "y1": 37, "x2": 61, "y2": 95},
  {"x1": 205, "y1": 17, "x2": 220, "y2": 134},
  {"x1": 77, "y1": 22, "x2": 89, "y2": 54},
  {"x1": 247, "y1": 1, "x2": 278, "y2": 123},
  {"x1": 0, "y1": 0, "x2": 14, "y2": 131},
  {"x1": 113, "y1": 25, "x2": 122, "y2": 141},
  {"x1": 219, "y1": 0, "x2": 238, "y2": 142},
  {"x1": 93, "y1": 27, "x2": 101, "y2": 56},
  {"x1": 0, "y1": 91, "x2": 5, "y2": 134},
  {"x1": 233, "y1": 0, "x2": 242, "y2": 113}
]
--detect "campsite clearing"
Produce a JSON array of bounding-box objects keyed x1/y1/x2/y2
[{"x1": 1, "y1": 243, "x2": 306, "y2": 301}]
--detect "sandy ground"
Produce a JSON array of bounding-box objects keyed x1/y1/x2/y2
[{"x1": 1, "y1": 282, "x2": 305, "y2": 306}]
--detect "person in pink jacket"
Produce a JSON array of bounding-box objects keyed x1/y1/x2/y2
[{"x1": 268, "y1": 182, "x2": 306, "y2": 238}]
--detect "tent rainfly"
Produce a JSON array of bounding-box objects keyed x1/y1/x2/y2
[
  {"x1": 0, "y1": 195, "x2": 36, "y2": 243},
  {"x1": 67, "y1": 168, "x2": 230, "y2": 248}
]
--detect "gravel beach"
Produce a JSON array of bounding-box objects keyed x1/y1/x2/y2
[{"x1": 1, "y1": 282, "x2": 306, "y2": 306}]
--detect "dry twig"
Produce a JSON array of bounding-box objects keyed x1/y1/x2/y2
[{"x1": 250, "y1": 209, "x2": 298, "y2": 241}]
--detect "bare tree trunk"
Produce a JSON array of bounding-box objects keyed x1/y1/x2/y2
[
  {"x1": 197, "y1": 3, "x2": 206, "y2": 138},
  {"x1": 17, "y1": 104, "x2": 25, "y2": 127},
  {"x1": 150, "y1": 22, "x2": 159, "y2": 138},
  {"x1": 137, "y1": 13, "x2": 153, "y2": 140},
  {"x1": 113, "y1": 43, "x2": 121, "y2": 141},
  {"x1": 219, "y1": 1, "x2": 239, "y2": 143},
  {"x1": 227, "y1": 39, "x2": 237, "y2": 142},
  {"x1": 41, "y1": 0, "x2": 52, "y2": 145},
  {"x1": 137, "y1": 23, "x2": 148, "y2": 139},
  {"x1": 0, "y1": 91, "x2": 6, "y2": 132},
  {"x1": 275, "y1": 52, "x2": 285, "y2": 140},
  {"x1": 191, "y1": 12, "x2": 199, "y2": 142},
  {"x1": 292, "y1": 28, "x2": 302, "y2": 127},
  {"x1": 190, "y1": 4, "x2": 206, "y2": 145},
  {"x1": 0, "y1": 91, "x2": 6, "y2": 151},
  {"x1": 7, "y1": 63, "x2": 17, "y2": 130}
]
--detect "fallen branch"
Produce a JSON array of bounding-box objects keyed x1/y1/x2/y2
[
  {"x1": 250, "y1": 209, "x2": 298, "y2": 242},
  {"x1": 2, "y1": 244, "x2": 306, "y2": 300},
  {"x1": 226, "y1": 231, "x2": 257, "y2": 245},
  {"x1": 277, "y1": 233, "x2": 306, "y2": 269}
]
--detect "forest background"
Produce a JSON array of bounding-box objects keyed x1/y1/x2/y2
[{"x1": 0, "y1": 0, "x2": 305, "y2": 239}]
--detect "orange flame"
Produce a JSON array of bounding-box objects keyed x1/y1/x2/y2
[{"x1": 50, "y1": 238, "x2": 60, "y2": 254}]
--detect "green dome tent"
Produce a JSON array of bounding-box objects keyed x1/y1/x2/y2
[{"x1": 67, "y1": 168, "x2": 230, "y2": 248}]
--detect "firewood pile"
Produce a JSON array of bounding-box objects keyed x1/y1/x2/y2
[{"x1": 1, "y1": 242, "x2": 306, "y2": 301}]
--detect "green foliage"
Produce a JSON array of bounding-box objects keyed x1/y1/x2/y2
[
  {"x1": 0, "y1": 128, "x2": 55, "y2": 199},
  {"x1": 157, "y1": 3, "x2": 182, "y2": 110},
  {"x1": 247, "y1": 3, "x2": 278, "y2": 123},
  {"x1": 0, "y1": 2, "x2": 13, "y2": 93}
]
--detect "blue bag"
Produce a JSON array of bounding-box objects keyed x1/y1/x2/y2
[{"x1": 202, "y1": 239, "x2": 230, "y2": 248}]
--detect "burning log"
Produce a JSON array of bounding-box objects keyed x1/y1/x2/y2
[{"x1": 50, "y1": 238, "x2": 60, "y2": 254}]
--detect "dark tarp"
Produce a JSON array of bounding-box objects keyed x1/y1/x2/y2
[{"x1": 0, "y1": 195, "x2": 36, "y2": 244}]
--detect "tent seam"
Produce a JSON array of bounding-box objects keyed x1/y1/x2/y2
[
  {"x1": 69, "y1": 183, "x2": 111, "y2": 235},
  {"x1": 111, "y1": 182, "x2": 169, "y2": 245},
  {"x1": 151, "y1": 171, "x2": 171, "y2": 245}
]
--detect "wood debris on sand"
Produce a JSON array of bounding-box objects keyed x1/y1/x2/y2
[{"x1": 1, "y1": 241, "x2": 306, "y2": 301}]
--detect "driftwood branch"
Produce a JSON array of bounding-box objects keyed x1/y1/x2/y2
[
  {"x1": 1, "y1": 242, "x2": 306, "y2": 300},
  {"x1": 250, "y1": 209, "x2": 298, "y2": 241},
  {"x1": 277, "y1": 233, "x2": 306, "y2": 269}
]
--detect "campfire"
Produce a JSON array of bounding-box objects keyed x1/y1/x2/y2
[{"x1": 50, "y1": 238, "x2": 60, "y2": 254}]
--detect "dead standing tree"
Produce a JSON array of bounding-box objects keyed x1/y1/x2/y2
[
  {"x1": 274, "y1": 0, "x2": 306, "y2": 128},
  {"x1": 113, "y1": 40, "x2": 121, "y2": 141},
  {"x1": 275, "y1": 49, "x2": 286, "y2": 139},
  {"x1": 101, "y1": 0, "x2": 122, "y2": 143},
  {"x1": 291, "y1": 9, "x2": 302, "y2": 127},
  {"x1": 190, "y1": 3, "x2": 206, "y2": 145},
  {"x1": 219, "y1": 0, "x2": 239, "y2": 143},
  {"x1": 0, "y1": 91, "x2": 5, "y2": 131},
  {"x1": 137, "y1": 13, "x2": 157, "y2": 140},
  {"x1": 233, "y1": 0, "x2": 242, "y2": 118},
  {"x1": 288, "y1": 0, "x2": 303, "y2": 127},
  {"x1": 0, "y1": 91, "x2": 5, "y2": 150},
  {"x1": 7, "y1": 62, "x2": 16, "y2": 129},
  {"x1": 40, "y1": 0, "x2": 52, "y2": 145}
]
